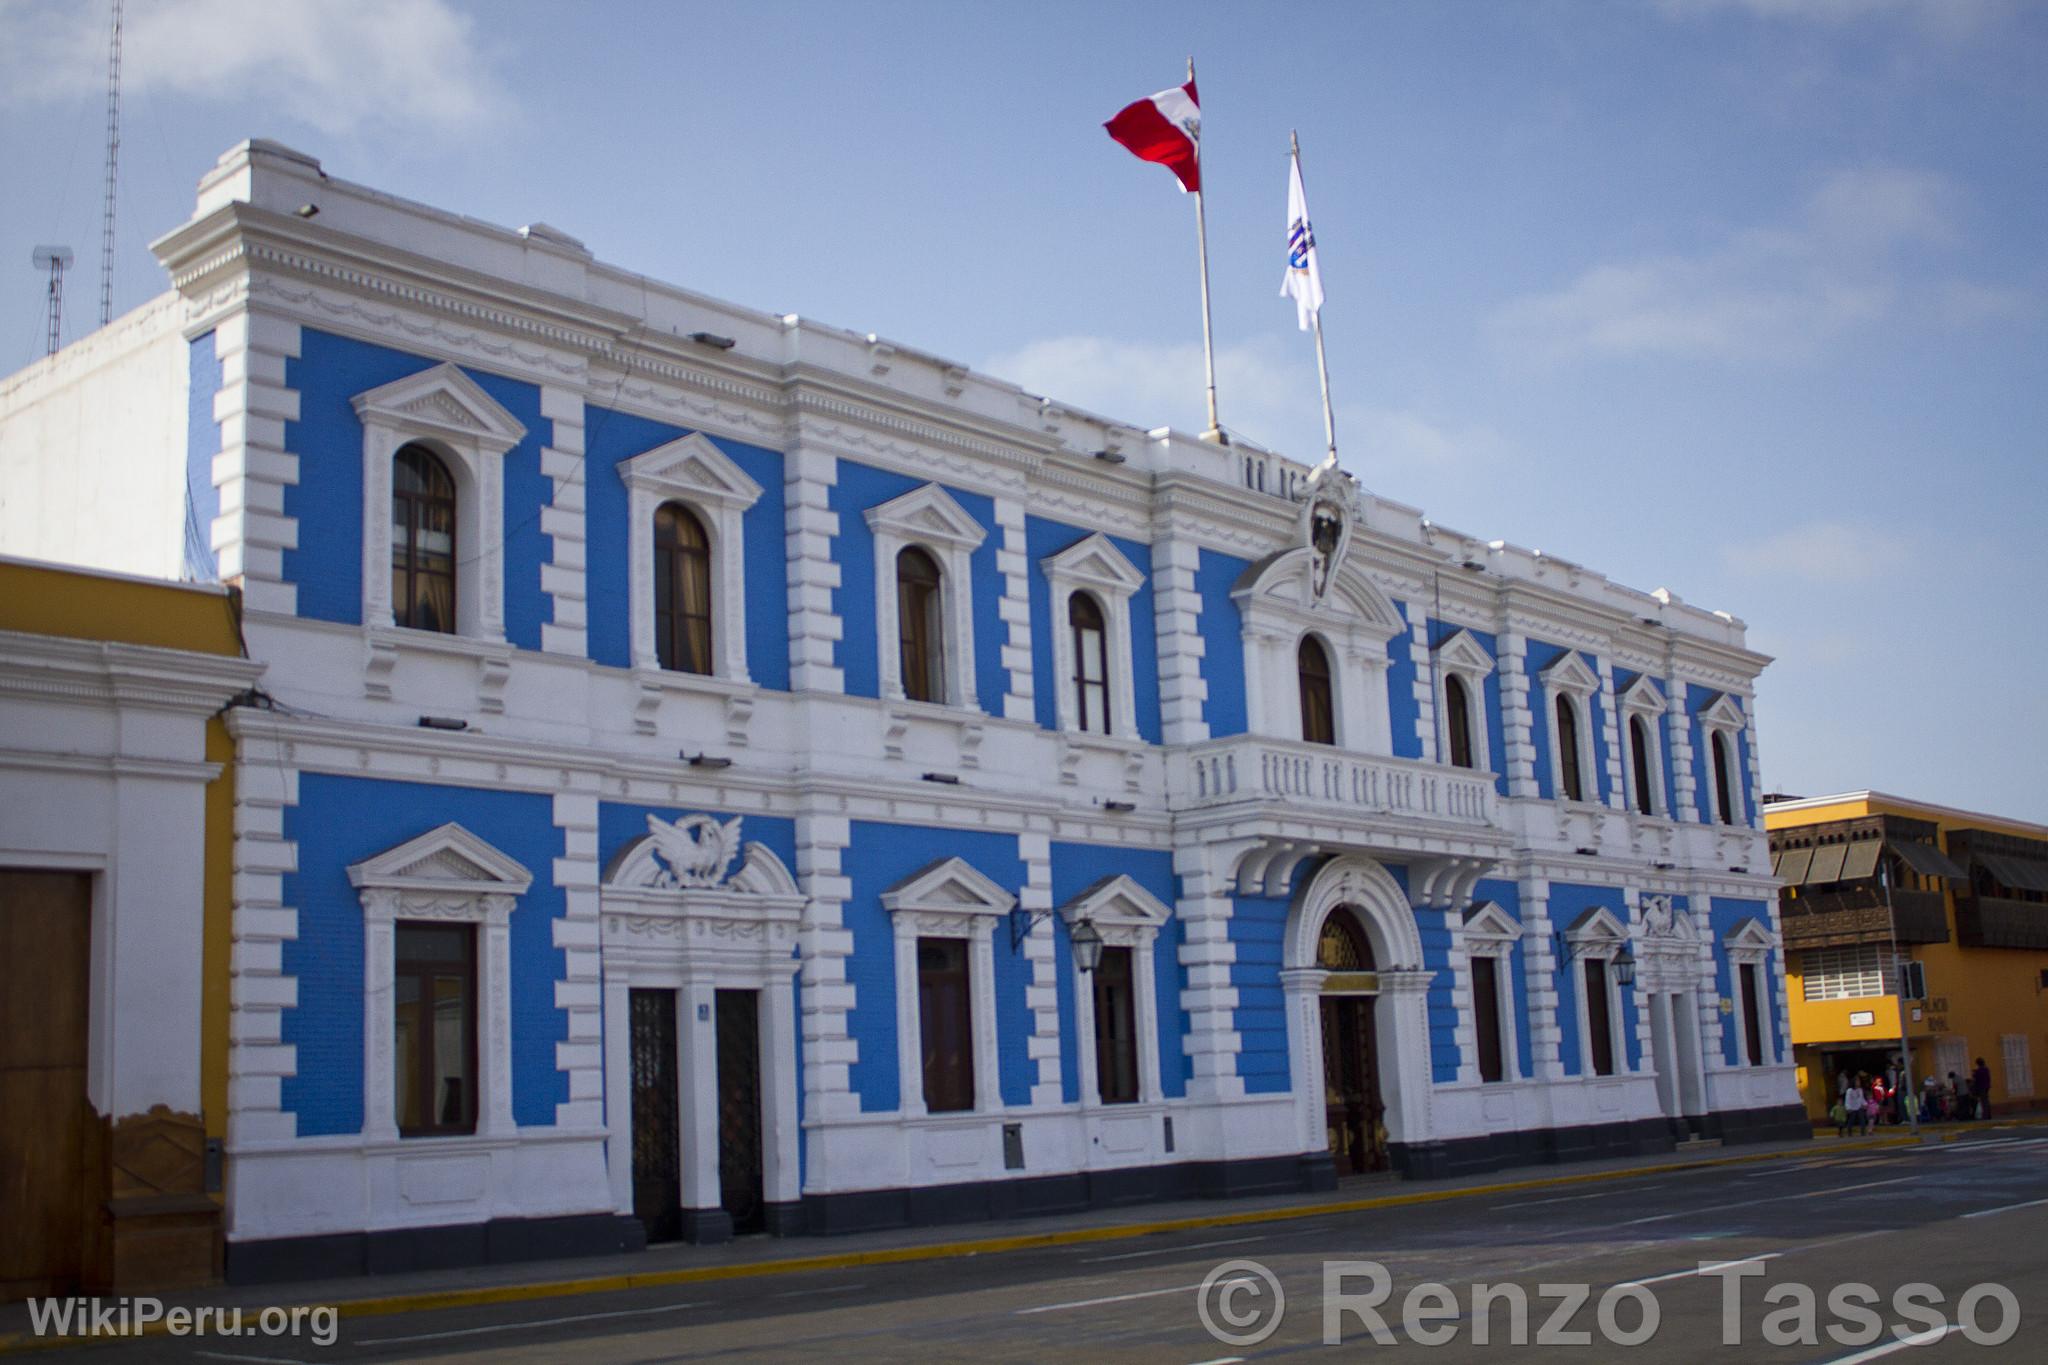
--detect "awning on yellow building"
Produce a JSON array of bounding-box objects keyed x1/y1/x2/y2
[
  {"x1": 1975, "y1": 852, "x2": 2048, "y2": 894},
  {"x1": 1889, "y1": 839, "x2": 1965, "y2": 881}
]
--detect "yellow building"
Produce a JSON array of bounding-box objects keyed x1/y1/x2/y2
[
  {"x1": 1766, "y1": 791, "x2": 2048, "y2": 1124},
  {"x1": 0, "y1": 556, "x2": 259, "y2": 1294}
]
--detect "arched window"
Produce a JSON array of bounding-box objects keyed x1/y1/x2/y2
[
  {"x1": 1713, "y1": 731, "x2": 1737, "y2": 825},
  {"x1": 1555, "y1": 695, "x2": 1584, "y2": 802},
  {"x1": 1316, "y1": 911, "x2": 1376, "y2": 971},
  {"x1": 1445, "y1": 673, "x2": 1475, "y2": 769},
  {"x1": 653, "y1": 502, "x2": 712, "y2": 674},
  {"x1": 897, "y1": 547, "x2": 946, "y2": 704},
  {"x1": 392, "y1": 444, "x2": 457, "y2": 633},
  {"x1": 1298, "y1": 635, "x2": 1335, "y2": 746},
  {"x1": 1629, "y1": 714, "x2": 1656, "y2": 816},
  {"x1": 1069, "y1": 591, "x2": 1110, "y2": 735}
]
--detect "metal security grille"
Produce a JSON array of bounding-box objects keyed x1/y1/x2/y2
[
  {"x1": 628, "y1": 989, "x2": 681, "y2": 1243},
  {"x1": 1797, "y1": 944, "x2": 1897, "y2": 1001}
]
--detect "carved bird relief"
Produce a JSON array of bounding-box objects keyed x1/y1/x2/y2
[{"x1": 646, "y1": 812, "x2": 742, "y2": 888}]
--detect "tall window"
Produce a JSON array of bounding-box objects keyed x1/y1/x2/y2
[
  {"x1": 653, "y1": 502, "x2": 712, "y2": 674},
  {"x1": 1069, "y1": 592, "x2": 1110, "y2": 735},
  {"x1": 1739, "y1": 962, "x2": 1765, "y2": 1067},
  {"x1": 1298, "y1": 635, "x2": 1335, "y2": 746},
  {"x1": 1712, "y1": 732, "x2": 1738, "y2": 825},
  {"x1": 1629, "y1": 715, "x2": 1656, "y2": 816},
  {"x1": 1584, "y1": 957, "x2": 1615, "y2": 1077},
  {"x1": 1092, "y1": 945, "x2": 1139, "y2": 1104},
  {"x1": 394, "y1": 922, "x2": 476, "y2": 1136},
  {"x1": 1445, "y1": 673, "x2": 1475, "y2": 768},
  {"x1": 1472, "y1": 954, "x2": 1505, "y2": 1083},
  {"x1": 1555, "y1": 695, "x2": 1585, "y2": 802},
  {"x1": 897, "y1": 547, "x2": 946, "y2": 704},
  {"x1": 392, "y1": 444, "x2": 457, "y2": 633},
  {"x1": 917, "y1": 937, "x2": 974, "y2": 1112}
]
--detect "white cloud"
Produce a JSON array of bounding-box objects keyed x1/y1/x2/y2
[
  {"x1": 0, "y1": 0, "x2": 508, "y2": 137},
  {"x1": 1722, "y1": 520, "x2": 1906, "y2": 585},
  {"x1": 1488, "y1": 167, "x2": 1999, "y2": 365}
]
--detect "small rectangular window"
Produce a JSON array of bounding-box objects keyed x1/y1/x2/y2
[
  {"x1": 1584, "y1": 957, "x2": 1615, "y2": 1077},
  {"x1": 395, "y1": 922, "x2": 476, "y2": 1136},
  {"x1": 1472, "y1": 954, "x2": 1505, "y2": 1083},
  {"x1": 917, "y1": 937, "x2": 974, "y2": 1112},
  {"x1": 1093, "y1": 945, "x2": 1139, "y2": 1104},
  {"x1": 1739, "y1": 962, "x2": 1765, "y2": 1067}
]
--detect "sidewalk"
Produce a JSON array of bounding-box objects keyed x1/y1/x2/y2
[{"x1": 7, "y1": 1122, "x2": 2032, "y2": 1353}]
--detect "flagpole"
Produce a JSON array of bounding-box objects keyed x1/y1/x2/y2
[
  {"x1": 1191, "y1": 57, "x2": 1225, "y2": 444},
  {"x1": 1295, "y1": 130, "x2": 1338, "y2": 473}
]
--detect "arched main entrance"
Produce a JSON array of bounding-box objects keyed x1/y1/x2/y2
[{"x1": 1316, "y1": 909, "x2": 1386, "y2": 1174}]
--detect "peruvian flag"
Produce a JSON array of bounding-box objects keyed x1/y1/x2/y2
[{"x1": 1105, "y1": 79, "x2": 1201, "y2": 193}]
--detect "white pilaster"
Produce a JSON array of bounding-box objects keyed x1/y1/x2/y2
[
  {"x1": 1496, "y1": 631, "x2": 1539, "y2": 798},
  {"x1": 795, "y1": 813, "x2": 858, "y2": 1133},
  {"x1": 1409, "y1": 610, "x2": 1437, "y2": 762},
  {"x1": 1171, "y1": 841, "x2": 1244, "y2": 1102},
  {"x1": 538, "y1": 385, "x2": 588, "y2": 657},
  {"x1": 1017, "y1": 832, "x2": 1060, "y2": 1104},
  {"x1": 995, "y1": 498, "x2": 1035, "y2": 722},
  {"x1": 785, "y1": 446, "x2": 844, "y2": 693},
  {"x1": 1596, "y1": 656, "x2": 1626, "y2": 809},
  {"x1": 1151, "y1": 535, "x2": 1210, "y2": 744},
  {"x1": 1668, "y1": 682, "x2": 1700, "y2": 822},
  {"x1": 209, "y1": 308, "x2": 303, "y2": 613},
  {"x1": 1518, "y1": 875, "x2": 1563, "y2": 1079},
  {"x1": 552, "y1": 792, "x2": 604, "y2": 1127},
  {"x1": 226, "y1": 750, "x2": 299, "y2": 1152}
]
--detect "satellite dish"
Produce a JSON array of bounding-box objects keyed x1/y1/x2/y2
[{"x1": 32, "y1": 246, "x2": 75, "y2": 270}]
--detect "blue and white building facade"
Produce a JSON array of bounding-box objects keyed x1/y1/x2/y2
[{"x1": 0, "y1": 141, "x2": 1802, "y2": 1280}]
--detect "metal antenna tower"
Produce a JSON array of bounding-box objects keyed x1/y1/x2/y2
[
  {"x1": 100, "y1": 0, "x2": 123, "y2": 328},
  {"x1": 33, "y1": 246, "x2": 75, "y2": 356}
]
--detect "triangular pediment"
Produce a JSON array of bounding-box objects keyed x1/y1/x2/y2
[
  {"x1": 1564, "y1": 904, "x2": 1628, "y2": 943},
  {"x1": 1042, "y1": 533, "x2": 1144, "y2": 595},
  {"x1": 1541, "y1": 649, "x2": 1601, "y2": 696},
  {"x1": 1617, "y1": 673, "x2": 1666, "y2": 714},
  {"x1": 618, "y1": 431, "x2": 764, "y2": 510},
  {"x1": 350, "y1": 363, "x2": 527, "y2": 453},
  {"x1": 880, "y1": 856, "x2": 1016, "y2": 916},
  {"x1": 1436, "y1": 628, "x2": 1494, "y2": 677},
  {"x1": 1462, "y1": 900, "x2": 1521, "y2": 943},
  {"x1": 1724, "y1": 916, "x2": 1775, "y2": 952},
  {"x1": 1699, "y1": 691, "x2": 1747, "y2": 728},
  {"x1": 348, "y1": 822, "x2": 534, "y2": 895},
  {"x1": 1059, "y1": 874, "x2": 1172, "y2": 928},
  {"x1": 864, "y1": 482, "x2": 986, "y2": 551}
]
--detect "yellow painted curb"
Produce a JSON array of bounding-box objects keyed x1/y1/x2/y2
[{"x1": 0, "y1": 1131, "x2": 1941, "y2": 1353}]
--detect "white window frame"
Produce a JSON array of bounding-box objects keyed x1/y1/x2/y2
[
  {"x1": 352, "y1": 363, "x2": 527, "y2": 642},
  {"x1": 1461, "y1": 901, "x2": 1522, "y2": 1083},
  {"x1": 1698, "y1": 692, "x2": 1749, "y2": 826},
  {"x1": 881, "y1": 856, "x2": 1015, "y2": 1116},
  {"x1": 348, "y1": 822, "x2": 534, "y2": 1142},
  {"x1": 1723, "y1": 915, "x2": 1777, "y2": 1067},
  {"x1": 1230, "y1": 549, "x2": 1402, "y2": 753},
  {"x1": 1617, "y1": 675, "x2": 1669, "y2": 818},
  {"x1": 1563, "y1": 905, "x2": 1630, "y2": 1078},
  {"x1": 1433, "y1": 628, "x2": 1495, "y2": 773},
  {"x1": 1060, "y1": 874, "x2": 1172, "y2": 1106},
  {"x1": 1041, "y1": 532, "x2": 1144, "y2": 738},
  {"x1": 618, "y1": 431, "x2": 763, "y2": 682},
  {"x1": 866, "y1": 483, "x2": 986, "y2": 709},
  {"x1": 2002, "y1": 1035, "x2": 2033, "y2": 1098},
  {"x1": 1540, "y1": 651, "x2": 1602, "y2": 806}
]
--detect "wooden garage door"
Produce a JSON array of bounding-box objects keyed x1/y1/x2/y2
[{"x1": 0, "y1": 872, "x2": 93, "y2": 1299}]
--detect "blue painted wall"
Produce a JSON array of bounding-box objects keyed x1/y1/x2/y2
[
  {"x1": 1417, "y1": 904, "x2": 1461, "y2": 1083},
  {"x1": 1710, "y1": 897, "x2": 1782, "y2": 1064},
  {"x1": 1025, "y1": 517, "x2": 1162, "y2": 743},
  {"x1": 829, "y1": 462, "x2": 1005, "y2": 715},
  {"x1": 282, "y1": 330, "x2": 552, "y2": 648},
  {"x1": 1472, "y1": 878, "x2": 1536, "y2": 1081},
  {"x1": 1386, "y1": 602, "x2": 1422, "y2": 760},
  {"x1": 1229, "y1": 889, "x2": 1291, "y2": 1093},
  {"x1": 185, "y1": 333, "x2": 221, "y2": 580},
  {"x1": 1049, "y1": 842, "x2": 1186, "y2": 1100},
  {"x1": 280, "y1": 774, "x2": 567, "y2": 1135},
  {"x1": 581, "y1": 406, "x2": 788, "y2": 688},
  {"x1": 1195, "y1": 548, "x2": 1249, "y2": 737},
  {"x1": 1545, "y1": 882, "x2": 1642, "y2": 1077},
  {"x1": 841, "y1": 823, "x2": 1028, "y2": 1111}
]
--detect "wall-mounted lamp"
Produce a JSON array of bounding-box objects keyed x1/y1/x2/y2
[
  {"x1": 921, "y1": 772, "x2": 960, "y2": 785},
  {"x1": 1093, "y1": 449, "x2": 1127, "y2": 464},
  {"x1": 1553, "y1": 933, "x2": 1635, "y2": 987},
  {"x1": 417, "y1": 715, "x2": 468, "y2": 731},
  {"x1": 688, "y1": 331, "x2": 736, "y2": 350},
  {"x1": 294, "y1": 203, "x2": 319, "y2": 219},
  {"x1": 1070, "y1": 918, "x2": 1105, "y2": 974},
  {"x1": 683, "y1": 753, "x2": 733, "y2": 768},
  {"x1": 1102, "y1": 799, "x2": 1136, "y2": 813}
]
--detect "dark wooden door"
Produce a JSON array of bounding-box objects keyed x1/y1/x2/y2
[
  {"x1": 715, "y1": 990, "x2": 764, "y2": 1234},
  {"x1": 1320, "y1": 995, "x2": 1387, "y2": 1175},
  {"x1": 628, "y1": 989, "x2": 681, "y2": 1243},
  {"x1": 1, "y1": 872, "x2": 94, "y2": 1298}
]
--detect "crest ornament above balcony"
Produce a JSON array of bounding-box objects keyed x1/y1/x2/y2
[
  {"x1": 646, "y1": 812, "x2": 742, "y2": 888},
  {"x1": 1297, "y1": 459, "x2": 1360, "y2": 606}
]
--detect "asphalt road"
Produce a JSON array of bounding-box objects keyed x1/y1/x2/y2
[{"x1": 33, "y1": 1131, "x2": 2048, "y2": 1363}]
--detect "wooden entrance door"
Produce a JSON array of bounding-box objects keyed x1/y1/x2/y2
[
  {"x1": 1, "y1": 872, "x2": 94, "y2": 1298},
  {"x1": 628, "y1": 988, "x2": 681, "y2": 1243},
  {"x1": 715, "y1": 990, "x2": 764, "y2": 1234},
  {"x1": 1321, "y1": 995, "x2": 1387, "y2": 1175}
]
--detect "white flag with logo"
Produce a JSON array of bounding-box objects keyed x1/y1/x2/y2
[{"x1": 1280, "y1": 154, "x2": 1325, "y2": 331}]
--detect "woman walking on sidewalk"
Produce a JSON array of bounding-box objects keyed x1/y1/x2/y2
[{"x1": 1844, "y1": 1077, "x2": 1869, "y2": 1136}]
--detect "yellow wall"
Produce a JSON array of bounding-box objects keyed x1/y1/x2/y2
[
  {"x1": 1, "y1": 557, "x2": 243, "y2": 1157},
  {"x1": 1772, "y1": 792, "x2": 2048, "y2": 1116}
]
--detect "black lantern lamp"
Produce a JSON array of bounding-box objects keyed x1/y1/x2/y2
[
  {"x1": 1070, "y1": 918, "x2": 1105, "y2": 975},
  {"x1": 1612, "y1": 946, "x2": 1637, "y2": 987}
]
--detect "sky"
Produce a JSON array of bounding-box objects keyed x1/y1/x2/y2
[{"x1": 2, "y1": 0, "x2": 2043, "y2": 821}]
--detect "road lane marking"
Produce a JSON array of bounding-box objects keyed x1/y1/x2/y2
[
  {"x1": 1015, "y1": 1276, "x2": 1252, "y2": 1315},
  {"x1": 1617, "y1": 1176, "x2": 1913, "y2": 1226},
  {"x1": 355, "y1": 1300, "x2": 711, "y2": 1345},
  {"x1": 1080, "y1": 1234, "x2": 1266, "y2": 1263},
  {"x1": 192, "y1": 1353, "x2": 304, "y2": 1365},
  {"x1": 1821, "y1": 1322, "x2": 1961, "y2": 1363},
  {"x1": 1493, "y1": 1183, "x2": 1665, "y2": 1210},
  {"x1": 1614, "y1": 1253, "x2": 1782, "y2": 1289},
  {"x1": 1961, "y1": 1197, "x2": 2048, "y2": 1219},
  {"x1": 1185, "y1": 1358, "x2": 1245, "y2": 1364},
  {"x1": 770, "y1": 1281, "x2": 867, "y2": 1298}
]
